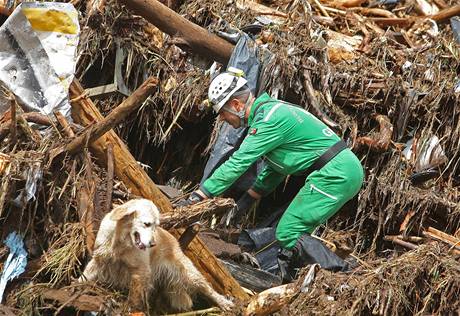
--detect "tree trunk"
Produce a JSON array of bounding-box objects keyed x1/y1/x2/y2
[{"x1": 118, "y1": 0, "x2": 234, "y2": 64}]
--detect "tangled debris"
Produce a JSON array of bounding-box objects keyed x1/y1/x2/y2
[{"x1": 1, "y1": 0, "x2": 460, "y2": 314}]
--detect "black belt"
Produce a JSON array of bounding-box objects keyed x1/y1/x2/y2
[{"x1": 300, "y1": 140, "x2": 348, "y2": 177}]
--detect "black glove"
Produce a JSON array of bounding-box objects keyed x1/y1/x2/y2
[
  {"x1": 175, "y1": 191, "x2": 205, "y2": 207},
  {"x1": 229, "y1": 192, "x2": 257, "y2": 225}
]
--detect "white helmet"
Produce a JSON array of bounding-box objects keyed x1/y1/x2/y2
[{"x1": 208, "y1": 67, "x2": 248, "y2": 113}]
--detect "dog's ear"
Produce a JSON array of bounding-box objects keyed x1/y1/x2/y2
[{"x1": 110, "y1": 204, "x2": 137, "y2": 221}]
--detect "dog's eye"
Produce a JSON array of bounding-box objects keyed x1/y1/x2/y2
[{"x1": 144, "y1": 222, "x2": 152, "y2": 227}]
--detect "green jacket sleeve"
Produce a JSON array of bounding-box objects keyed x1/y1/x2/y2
[
  {"x1": 251, "y1": 164, "x2": 285, "y2": 196},
  {"x1": 201, "y1": 118, "x2": 285, "y2": 197}
]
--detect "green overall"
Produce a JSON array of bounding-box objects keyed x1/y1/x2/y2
[{"x1": 201, "y1": 93, "x2": 364, "y2": 249}]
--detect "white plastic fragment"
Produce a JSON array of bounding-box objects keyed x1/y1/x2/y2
[
  {"x1": 0, "y1": 2, "x2": 80, "y2": 117},
  {"x1": 0, "y1": 232, "x2": 28, "y2": 303}
]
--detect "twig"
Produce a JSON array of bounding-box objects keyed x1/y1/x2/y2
[
  {"x1": 9, "y1": 97, "x2": 16, "y2": 148},
  {"x1": 384, "y1": 235, "x2": 418, "y2": 250},
  {"x1": 432, "y1": 0, "x2": 448, "y2": 9},
  {"x1": 384, "y1": 235, "x2": 424, "y2": 243},
  {"x1": 367, "y1": 17, "x2": 415, "y2": 27},
  {"x1": 349, "y1": 7, "x2": 397, "y2": 18},
  {"x1": 161, "y1": 93, "x2": 188, "y2": 142},
  {"x1": 14, "y1": 100, "x2": 42, "y2": 143},
  {"x1": 322, "y1": 6, "x2": 346, "y2": 15},
  {"x1": 53, "y1": 289, "x2": 89, "y2": 316},
  {"x1": 302, "y1": 70, "x2": 339, "y2": 129},
  {"x1": 312, "y1": 0, "x2": 330, "y2": 17},
  {"x1": 70, "y1": 91, "x2": 89, "y2": 103},
  {"x1": 54, "y1": 111, "x2": 76, "y2": 137}
]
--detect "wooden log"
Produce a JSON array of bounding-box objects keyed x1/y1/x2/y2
[
  {"x1": 67, "y1": 78, "x2": 157, "y2": 155},
  {"x1": 118, "y1": 0, "x2": 234, "y2": 64},
  {"x1": 69, "y1": 80, "x2": 248, "y2": 300},
  {"x1": 78, "y1": 155, "x2": 97, "y2": 255},
  {"x1": 171, "y1": 229, "x2": 249, "y2": 300},
  {"x1": 69, "y1": 79, "x2": 172, "y2": 213},
  {"x1": 161, "y1": 198, "x2": 234, "y2": 229}
]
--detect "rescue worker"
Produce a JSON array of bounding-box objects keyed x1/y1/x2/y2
[{"x1": 181, "y1": 68, "x2": 364, "y2": 282}]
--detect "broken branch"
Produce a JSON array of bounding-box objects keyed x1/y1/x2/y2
[
  {"x1": 430, "y1": 4, "x2": 460, "y2": 23},
  {"x1": 161, "y1": 198, "x2": 234, "y2": 229},
  {"x1": 66, "y1": 77, "x2": 158, "y2": 155},
  {"x1": 118, "y1": 0, "x2": 234, "y2": 64},
  {"x1": 356, "y1": 114, "x2": 393, "y2": 152}
]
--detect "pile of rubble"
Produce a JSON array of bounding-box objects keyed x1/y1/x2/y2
[{"x1": 0, "y1": 0, "x2": 460, "y2": 314}]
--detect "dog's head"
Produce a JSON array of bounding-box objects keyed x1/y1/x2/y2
[{"x1": 110, "y1": 199, "x2": 160, "y2": 251}]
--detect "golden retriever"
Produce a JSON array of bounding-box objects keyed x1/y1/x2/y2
[{"x1": 79, "y1": 198, "x2": 233, "y2": 312}]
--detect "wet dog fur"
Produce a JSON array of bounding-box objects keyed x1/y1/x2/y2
[{"x1": 80, "y1": 198, "x2": 233, "y2": 312}]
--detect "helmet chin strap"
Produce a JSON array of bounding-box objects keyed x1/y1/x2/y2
[{"x1": 222, "y1": 95, "x2": 254, "y2": 128}]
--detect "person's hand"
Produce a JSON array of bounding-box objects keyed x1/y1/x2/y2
[
  {"x1": 175, "y1": 191, "x2": 206, "y2": 207},
  {"x1": 226, "y1": 191, "x2": 257, "y2": 226}
]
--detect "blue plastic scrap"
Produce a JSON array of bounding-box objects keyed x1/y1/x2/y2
[{"x1": 0, "y1": 232, "x2": 28, "y2": 303}]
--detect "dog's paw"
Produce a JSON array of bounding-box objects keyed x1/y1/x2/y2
[{"x1": 218, "y1": 296, "x2": 235, "y2": 311}]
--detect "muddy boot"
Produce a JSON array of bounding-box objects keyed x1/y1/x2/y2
[
  {"x1": 278, "y1": 233, "x2": 351, "y2": 284},
  {"x1": 277, "y1": 248, "x2": 296, "y2": 284}
]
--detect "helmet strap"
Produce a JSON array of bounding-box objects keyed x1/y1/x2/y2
[{"x1": 222, "y1": 94, "x2": 253, "y2": 128}]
